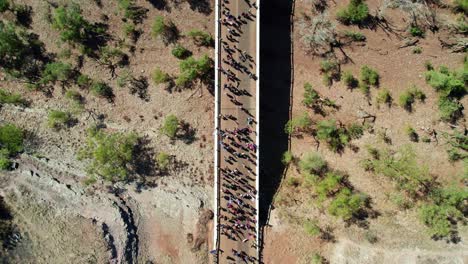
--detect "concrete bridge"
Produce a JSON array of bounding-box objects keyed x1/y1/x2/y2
[{"x1": 213, "y1": 0, "x2": 260, "y2": 262}]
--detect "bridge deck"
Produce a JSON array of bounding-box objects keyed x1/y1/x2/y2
[{"x1": 214, "y1": 0, "x2": 259, "y2": 263}]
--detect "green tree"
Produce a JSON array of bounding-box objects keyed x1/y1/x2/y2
[
  {"x1": 316, "y1": 119, "x2": 349, "y2": 152},
  {"x1": 171, "y1": 44, "x2": 191, "y2": 59},
  {"x1": 176, "y1": 55, "x2": 212, "y2": 87},
  {"x1": 316, "y1": 171, "x2": 344, "y2": 202},
  {"x1": 376, "y1": 88, "x2": 392, "y2": 107},
  {"x1": 78, "y1": 128, "x2": 138, "y2": 182},
  {"x1": 39, "y1": 62, "x2": 73, "y2": 86},
  {"x1": 328, "y1": 188, "x2": 367, "y2": 221},
  {"x1": 360, "y1": 65, "x2": 379, "y2": 86},
  {"x1": 52, "y1": 4, "x2": 91, "y2": 44},
  {"x1": 341, "y1": 71, "x2": 358, "y2": 89},
  {"x1": 161, "y1": 114, "x2": 179, "y2": 139},
  {"x1": 336, "y1": 0, "x2": 369, "y2": 25},
  {"x1": 0, "y1": 124, "x2": 23, "y2": 155},
  {"x1": 90, "y1": 81, "x2": 113, "y2": 99}
]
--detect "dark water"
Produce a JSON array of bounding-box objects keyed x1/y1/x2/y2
[{"x1": 259, "y1": 0, "x2": 293, "y2": 225}]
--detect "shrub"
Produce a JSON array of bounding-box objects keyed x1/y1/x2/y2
[
  {"x1": 152, "y1": 16, "x2": 178, "y2": 45},
  {"x1": 425, "y1": 64, "x2": 466, "y2": 122},
  {"x1": 328, "y1": 188, "x2": 367, "y2": 220},
  {"x1": 78, "y1": 128, "x2": 138, "y2": 182},
  {"x1": 123, "y1": 22, "x2": 136, "y2": 37},
  {"x1": 341, "y1": 71, "x2": 358, "y2": 88},
  {"x1": 310, "y1": 253, "x2": 325, "y2": 264},
  {"x1": 322, "y1": 73, "x2": 332, "y2": 86},
  {"x1": 375, "y1": 89, "x2": 392, "y2": 107},
  {"x1": 316, "y1": 119, "x2": 349, "y2": 152},
  {"x1": 316, "y1": 171, "x2": 344, "y2": 201},
  {"x1": 360, "y1": 65, "x2": 379, "y2": 86},
  {"x1": 336, "y1": 0, "x2": 369, "y2": 25},
  {"x1": 412, "y1": 47, "x2": 422, "y2": 54},
  {"x1": 303, "y1": 82, "x2": 319, "y2": 107},
  {"x1": 361, "y1": 145, "x2": 432, "y2": 198},
  {"x1": 454, "y1": 0, "x2": 468, "y2": 15},
  {"x1": 409, "y1": 25, "x2": 425, "y2": 37},
  {"x1": 0, "y1": 0, "x2": 9, "y2": 12},
  {"x1": 304, "y1": 220, "x2": 321, "y2": 236},
  {"x1": 52, "y1": 4, "x2": 91, "y2": 44},
  {"x1": 0, "y1": 89, "x2": 27, "y2": 106},
  {"x1": 65, "y1": 90, "x2": 83, "y2": 106},
  {"x1": 284, "y1": 113, "x2": 312, "y2": 134},
  {"x1": 77, "y1": 74, "x2": 93, "y2": 89},
  {"x1": 299, "y1": 152, "x2": 327, "y2": 176},
  {"x1": 282, "y1": 151, "x2": 293, "y2": 165},
  {"x1": 90, "y1": 82, "x2": 113, "y2": 99},
  {"x1": 156, "y1": 152, "x2": 170, "y2": 170},
  {"x1": 287, "y1": 177, "x2": 301, "y2": 187},
  {"x1": 405, "y1": 125, "x2": 419, "y2": 142},
  {"x1": 39, "y1": 62, "x2": 73, "y2": 85},
  {"x1": 171, "y1": 44, "x2": 191, "y2": 59},
  {"x1": 176, "y1": 55, "x2": 212, "y2": 87},
  {"x1": 47, "y1": 110, "x2": 72, "y2": 129},
  {"x1": 152, "y1": 68, "x2": 170, "y2": 84},
  {"x1": 0, "y1": 124, "x2": 23, "y2": 156},
  {"x1": 320, "y1": 60, "x2": 338, "y2": 73},
  {"x1": 398, "y1": 86, "x2": 425, "y2": 111},
  {"x1": 438, "y1": 97, "x2": 464, "y2": 123},
  {"x1": 187, "y1": 30, "x2": 213, "y2": 46},
  {"x1": 348, "y1": 123, "x2": 364, "y2": 139},
  {"x1": 344, "y1": 30, "x2": 366, "y2": 41},
  {"x1": 398, "y1": 90, "x2": 415, "y2": 110},
  {"x1": 161, "y1": 114, "x2": 179, "y2": 139},
  {"x1": 117, "y1": 0, "x2": 147, "y2": 22}
]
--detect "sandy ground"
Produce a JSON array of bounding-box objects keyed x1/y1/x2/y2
[{"x1": 263, "y1": 0, "x2": 467, "y2": 263}]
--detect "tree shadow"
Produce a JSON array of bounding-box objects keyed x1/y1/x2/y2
[
  {"x1": 177, "y1": 121, "x2": 197, "y2": 144},
  {"x1": 128, "y1": 76, "x2": 150, "y2": 101},
  {"x1": 132, "y1": 136, "x2": 157, "y2": 177},
  {"x1": 186, "y1": 0, "x2": 212, "y2": 15},
  {"x1": 147, "y1": 0, "x2": 170, "y2": 11}
]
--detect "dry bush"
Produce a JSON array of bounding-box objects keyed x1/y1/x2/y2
[{"x1": 298, "y1": 13, "x2": 338, "y2": 56}]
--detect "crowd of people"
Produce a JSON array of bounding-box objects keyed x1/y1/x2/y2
[{"x1": 215, "y1": 0, "x2": 259, "y2": 263}]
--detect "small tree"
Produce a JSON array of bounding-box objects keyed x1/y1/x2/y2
[
  {"x1": 152, "y1": 16, "x2": 178, "y2": 45},
  {"x1": 39, "y1": 62, "x2": 73, "y2": 86},
  {"x1": 97, "y1": 47, "x2": 126, "y2": 77},
  {"x1": 171, "y1": 44, "x2": 191, "y2": 59},
  {"x1": 90, "y1": 81, "x2": 113, "y2": 99},
  {"x1": 0, "y1": 123, "x2": 23, "y2": 170},
  {"x1": 341, "y1": 71, "x2": 358, "y2": 89},
  {"x1": 187, "y1": 30, "x2": 213, "y2": 46},
  {"x1": 0, "y1": 89, "x2": 27, "y2": 106},
  {"x1": 47, "y1": 110, "x2": 73, "y2": 130},
  {"x1": 328, "y1": 188, "x2": 367, "y2": 221},
  {"x1": 152, "y1": 68, "x2": 170, "y2": 85},
  {"x1": 360, "y1": 65, "x2": 379, "y2": 86},
  {"x1": 161, "y1": 114, "x2": 179, "y2": 139},
  {"x1": 77, "y1": 74, "x2": 93, "y2": 89},
  {"x1": 304, "y1": 220, "x2": 321, "y2": 237},
  {"x1": 284, "y1": 113, "x2": 312, "y2": 135},
  {"x1": 52, "y1": 4, "x2": 91, "y2": 44},
  {"x1": 176, "y1": 55, "x2": 212, "y2": 87},
  {"x1": 282, "y1": 151, "x2": 294, "y2": 165},
  {"x1": 336, "y1": 0, "x2": 369, "y2": 25},
  {"x1": 78, "y1": 128, "x2": 138, "y2": 182},
  {"x1": 316, "y1": 119, "x2": 349, "y2": 152},
  {"x1": 156, "y1": 152, "x2": 170, "y2": 170},
  {"x1": 299, "y1": 152, "x2": 327, "y2": 176},
  {"x1": 375, "y1": 88, "x2": 392, "y2": 107}
]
